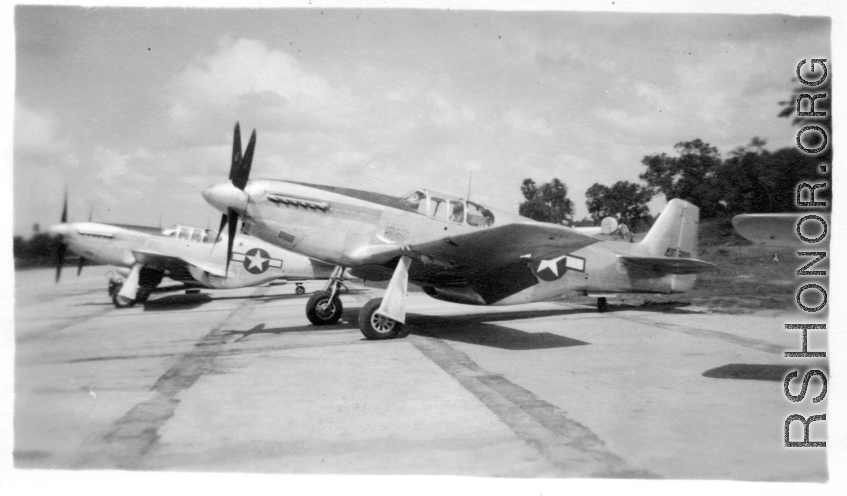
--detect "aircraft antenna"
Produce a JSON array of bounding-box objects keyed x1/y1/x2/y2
[{"x1": 466, "y1": 171, "x2": 473, "y2": 202}]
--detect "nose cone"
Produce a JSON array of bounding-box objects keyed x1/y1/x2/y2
[
  {"x1": 47, "y1": 223, "x2": 71, "y2": 237},
  {"x1": 203, "y1": 182, "x2": 249, "y2": 214}
]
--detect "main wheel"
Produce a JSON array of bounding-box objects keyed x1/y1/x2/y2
[
  {"x1": 295, "y1": 284, "x2": 306, "y2": 295},
  {"x1": 112, "y1": 292, "x2": 136, "y2": 308},
  {"x1": 597, "y1": 297, "x2": 608, "y2": 313},
  {"x1": 306, "y1": 290, "x2": 343, "y2": 325},
  {"x1": 358, "y1": 298, "x2": 401, "y2": 340}
]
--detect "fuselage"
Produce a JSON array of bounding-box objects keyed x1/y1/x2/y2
[
  {"x1": 206, "y1": 179, "x2": 694, "y2": 304},
  {"x1": 48, "y1": 221, "x2": 335, "y2": 289}
]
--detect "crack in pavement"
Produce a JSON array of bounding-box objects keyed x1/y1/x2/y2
[
  {"x1": 75, "y1": 286, "x2": 270, "y2": 469},
  {"x1": 409, "y1": 334, "x2": 657, "y2": 478}
]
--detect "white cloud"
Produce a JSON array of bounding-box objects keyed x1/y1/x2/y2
[
  {"x1": 502, "y1": 108, "x2": 553, "y2": 137},
  {"x1": 166, "y1": 38, "x2": 364, "y2": 142},
  {"x1": 14, "y1": 101, "x2": 69, "y2": 157}
]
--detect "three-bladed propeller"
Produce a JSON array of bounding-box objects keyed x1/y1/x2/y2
[
  {"x1": 53, "y1": 192, "x2": 90, "y2": 282},
  {"x1": 212, "y1": 122, "x2": 256, "y2": 277}
]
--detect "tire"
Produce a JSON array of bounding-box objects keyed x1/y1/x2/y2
[
  {"x1": 112, "y1": 292, "x2": 136, "y2": 308},
  {"x1": 296, "y1": 285, "x2": 306, "y2": 295},
  {"x1": 306, "y1": 290, "x2": 343, "y2": 325},
  {"x1": 597, "y1": 297, "x2": 608, "y2": 313},
  {"x1": 358, "y1": 298, "x2": 401, "y2": 340}
]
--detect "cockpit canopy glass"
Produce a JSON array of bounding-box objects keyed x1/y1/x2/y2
[
  {"x1": 162, "y1": 225, "x2": 218, "y2": 244},
  {"x1": 402, "y1": 190, "x2": 494, "y2": 227}
]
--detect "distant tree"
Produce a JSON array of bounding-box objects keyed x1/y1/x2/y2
[
  {"x1": 519, "y1": 178, "x2": 574, "y2": 224},
  {"x1": 571, "y1": 217, "x2": 595, "y2": 228},
  {"x1": 715, "y1": 139, "x2": 830, "y2": 214},
  {"x1": 639, "y1": 139, "x2": 725, "y2": 219},
  {"x1": 13, "y1": 236, "x2": 26, "y2": 258},
  {"x1": 585, "y1": 181, "x2": 654, "y2": 230}
]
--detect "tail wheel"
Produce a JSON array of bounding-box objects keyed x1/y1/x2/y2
[
  {"x1": 112, "y1": 293, "x2": 136, "y2": 308},
  {"x1": 359, "y1": 298, "x2": 401, "y2": 340},
  {"x1": 295, "y1": 284, "x2": 306, "y2": 295},
  {"x1": 306, "y1": 290, "x2": 343, "y2": 325},
  {"x1": 597, "y1": 297, "x2": 608, "y2": 313}
]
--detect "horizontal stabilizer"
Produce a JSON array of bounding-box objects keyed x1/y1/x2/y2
[{"x1": 618, "y1": 255, "x2": 718, "y2": 275}]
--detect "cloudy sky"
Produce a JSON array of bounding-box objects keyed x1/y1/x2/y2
[{"x1": 12, "y1": 5, "x2": 830, "y2": 236}]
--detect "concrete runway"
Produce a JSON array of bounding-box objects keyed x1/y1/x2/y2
[{"x1": 14, "y1": 266, "x2": 828, "y2": 480}]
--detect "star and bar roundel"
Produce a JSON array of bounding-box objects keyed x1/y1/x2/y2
[
  {"x1": 231, "y1": 248, "x2": 283, "y2": 274},
  {"x1": 531, "y1": 254, "x2": 585, "y2": 281}
]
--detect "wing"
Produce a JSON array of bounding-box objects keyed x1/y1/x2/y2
[
  {"x1": 618, "y1": 255, "x2": 719, "y2": 275},
  {"x1": 410, "y1": 222, "x2": 600, "y2": 272},
  {"x1": 732, "y1": 213, "x2": 829, "y2": 247},
  {"x1": 131, "y1": 249, "x2": 227, "y2": 277}
]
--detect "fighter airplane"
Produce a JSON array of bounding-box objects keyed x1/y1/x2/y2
[
  {"x1": 49, "y1": 195, "x2": 337, "y2": 308},
  {"x1": 204, "y1": 123, "x2": 718, "y2": 340}
]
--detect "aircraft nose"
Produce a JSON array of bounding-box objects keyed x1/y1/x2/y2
[{"x1": 203, "y1": 182, "x2": 249, "y2": 215}]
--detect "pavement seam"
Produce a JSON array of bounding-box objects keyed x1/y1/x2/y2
[
  {"x1": 409, "y1": 334, "x2": 658, "y2": 478},
  {"x1": 611, "y1": 313, "x2": 783, "y2": 355},
  {"x1": 75, "y1": 285, "x2": 270, "y2": 469}
]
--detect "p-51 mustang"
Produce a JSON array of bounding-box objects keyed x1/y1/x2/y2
[
  {"x1": 48, "y1": 196, "x2": 337, "y2": 308},
  {"x1": 204, "y1": 123, "x2": 718, "y2": 340}
]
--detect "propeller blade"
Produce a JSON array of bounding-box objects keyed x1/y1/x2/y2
[
  {"x1": 213, "y1": 212, "x2": 228, "y2": 246},
  {"x1": 77, "y1": 256, "x2": 86, "y2": 276},
  {"x1": 88, "y1": 207, "x2": 93, "y2": 222},
  {"x1": 232, "y1": 129, "x2": 256, "y2": 191},
  {"x1": 230, "y1": 122, "x2": 242, "y2": 182},
  {"x1": 55, "y1": 240, "x2": 66, "y2": 283},
  {"x1": 225, "y1": 207, "x2": 238, "y2": 278},
  {"x1": 61, "y1": 190, "x2": 68, "y2": 224}
]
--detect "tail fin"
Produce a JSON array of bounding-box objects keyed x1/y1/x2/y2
[{"x1": 640, "y1": 199, "x2": 700, "y2": 259}]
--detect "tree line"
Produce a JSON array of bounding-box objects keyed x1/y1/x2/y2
[{"x1": 521, "y1": 82, "x2": 832, "y2": 230}]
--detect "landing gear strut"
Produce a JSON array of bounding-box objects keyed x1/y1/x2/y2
[
  {"x1": 358, "y1": 256, "x2": 412, "y2": 340},
  {"x1": 305, "y1": 266, "x2": 344, "y2": 325}
]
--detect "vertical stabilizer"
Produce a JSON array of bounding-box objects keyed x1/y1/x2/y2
[{"x1": 640, "y1": 199, "x2": 700, "y2": 259}]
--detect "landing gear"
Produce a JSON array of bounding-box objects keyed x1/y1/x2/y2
[
  {"x1": 306, "y1": 290, "x2": 343, "y2": 325},
  {"x1": 358, "y1": 298, "x2": 401, "y2": 340},
  {"x1": 357, "y1": 256, "x2": 412, "y2": 341},
  {"x1": 108, "y1": 278, "x2": 123, "y2": 298},
  {"x1": 295, "y1": 283, "x2": 305, "y2": 295},
  {"x1": 112, "y1": 292, "x2": 136, "y2": 308},
  {"x1": 597, "y1": 297, "x2": 608, "y2": 313}
]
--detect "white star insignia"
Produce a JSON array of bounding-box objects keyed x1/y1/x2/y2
[
  {"x1": 245, "y1": 252, "x2": 268, "y2": 270},
  {"x1": 537, "y1": 255, "x2": 567, "y2": 276}
]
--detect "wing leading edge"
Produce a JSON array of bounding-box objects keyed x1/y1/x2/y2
[{"x1": 409, "y1": 222, "x2": 601, "y2": 271}]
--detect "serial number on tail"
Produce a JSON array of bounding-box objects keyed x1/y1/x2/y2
[{"x1": 665, "y1": 247, "x2": 691, "y2": 259}]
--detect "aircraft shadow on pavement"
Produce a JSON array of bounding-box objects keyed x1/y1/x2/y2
[
  {"x1": 142, "y1": 293, "x2": 213, "y2": 311},
  {"x1": 404, "y1": 310, "x2": 590, "y2": 350},
  {"x1": 702, "y1": 363, "x2": 829, "y2": 381}
]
